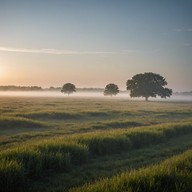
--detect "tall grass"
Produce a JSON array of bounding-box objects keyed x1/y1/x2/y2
[
  {"x1": 91, "y1": 120, "x2": 144, "y2": 130},
  {"x1": 18, "y1": 111, "x2": 82, "y2": 120},
  {"x1": 0, "y1": 141, "x2": 88, "y2": 191},
  {"x1": 0, "y1": 159, "x2": 24, "y2": 192},
  {"x1": 74, "y1": 121, "x2": 192, "y2": 155},
  {"x1": 1, "y1": 141, "x2": 88, "y2": 174},
  {"x1": 0, "y1": 121, "x2": 192, "y2": 191},
  {"x1": 70, "y1": 149, "x2": 192, "y2": 192},
  {"x1": 0, "y1": 117, "x2": 44, "y2": 129}
]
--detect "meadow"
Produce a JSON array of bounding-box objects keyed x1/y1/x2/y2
[{"x1": 0, "y1": 95, "x2": 192, "y2": 192}]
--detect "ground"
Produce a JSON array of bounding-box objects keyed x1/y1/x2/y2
[{"x1": 0, "y1": 96, "x2": 192, "y2": 191}]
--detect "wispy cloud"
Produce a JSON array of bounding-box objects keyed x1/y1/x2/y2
[
  {"x1": 0, "y1": 47, "x2": 117, "y2": 55},
  {"x1": 175, "y1": 28, "x2": 192, "y2": 32},
  {"x1": 0, "y1": 47, "x2": 138, "y2": 55}
]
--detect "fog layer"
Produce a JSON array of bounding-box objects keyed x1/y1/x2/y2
[{"x1": 0, "y1": 91, "x2": 192, "y2": 101}]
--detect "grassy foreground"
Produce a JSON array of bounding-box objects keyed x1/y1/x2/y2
[
  {"x1": 70, "y1": 149, "x2": 192, "y2": 192},
  {"x1": 1, "y1": 121, "x2": 192, "y2": 191},
  {"x1": 0, "y1": 96, "x2": 192, "y2": 191}
]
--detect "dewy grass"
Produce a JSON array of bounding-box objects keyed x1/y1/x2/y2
[
  {"x1": 0, "y1": 117, "x2": 44, "y2": 129},
  {"x1": 1, "y1": 97, "x2": 192, "y2": 140},
  {"x1": 1, "y1": 121, "x2": 192, "y2": 191},
  {"x1": 90, "y1": 120, "x2": 145, "y2": 130},
  {"x1": 18, "y1": 111, "x2": 82, "y2": 120},
  {"x1": 0, "y1": 140, "x2": 88, "y2": 191},
  {"x1": 69, "y1": 149, "x2": 192, "y2": 192},
  {"x1": 0, "y1": 97, "x2": 192, "y2": 191},
  {"x1": 0, "y1": 159, "x2": 24, "y2": 192},
  {"x1": 73, "y1": 121, "x2": 192, "y2": 155},
  {"x1": 1, "y1": 140, "x2": 88, "y2": 175}
]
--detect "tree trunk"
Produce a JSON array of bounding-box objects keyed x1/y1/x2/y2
[{"x1": 145, "y1": 97, "x2": 149, "y2": 101}]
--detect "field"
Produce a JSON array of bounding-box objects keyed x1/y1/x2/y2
[{"x1": 0, "y1": 96, "x2": 192, "y2": 192}]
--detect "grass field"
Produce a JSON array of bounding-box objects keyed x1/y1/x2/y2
[{"x1": 0, "y1": 96, "x2": 192, "y2": 192}]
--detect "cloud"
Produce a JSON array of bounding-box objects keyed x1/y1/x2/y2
[
  {"x1": 0, "y1": 47, "x2": 138, "y2": 55},
  {"x1": 0, "y1": 47, "x2": 116, "y2": 55},
  {"x1": 175, "y1": 28, "x2": 192, "y2": 32}
]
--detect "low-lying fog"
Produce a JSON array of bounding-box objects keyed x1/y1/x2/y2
[
  {"x1": 0, "y1": 91, "x2": 105, "y2": 98},
  {"x1": 0, "y1": 91, "x2": 192, "y2": 101}
]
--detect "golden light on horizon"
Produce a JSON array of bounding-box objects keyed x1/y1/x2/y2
[
  {"x1": 0, "y1": 59, "x2": 9, "y2": 81},
  {"x1": 0, "y1": 64, "x2": 5, "y2": 77}
]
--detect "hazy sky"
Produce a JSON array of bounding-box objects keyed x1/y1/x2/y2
[{"x1": 0, "y1": 0, "x2": 192, "y2": 91}]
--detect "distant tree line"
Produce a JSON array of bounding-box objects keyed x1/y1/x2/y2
[
  {"x1": 174, "y1": 91, "x2": 192, "y2": 96},
  {"x1": 1, "y1": 72, "x2": 174, "y2": 101},
  {"x1": 0, "y1": 86, "x2": 105, "y2": 92},
  {"x1": 0, "y1": 86, "x2": 43, "y2": 91}
]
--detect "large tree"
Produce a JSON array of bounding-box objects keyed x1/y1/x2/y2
[
  {"x1": 126, "y1": 72, "x2": 172, "y2": 101},
  {"x1": 61, "y1": 83, "x2": 76, "y2": 96},
  {"x1": 104, "y1": 83, "x2": 119, "y2": 96}
]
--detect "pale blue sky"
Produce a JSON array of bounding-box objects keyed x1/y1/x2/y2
[{"x1": 0, "y1": 0, "x2": 192, "y2": 91}]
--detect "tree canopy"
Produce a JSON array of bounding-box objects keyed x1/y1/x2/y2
[
  {"x1": 126, "y1": 72, "x2": 172, "y2": 101},
  {"x1": 104, "y1": 83, "x2": 119, "y2": 96},
  {"x1": 61, "y1": 83, "x2": 76, "y2": 95}
]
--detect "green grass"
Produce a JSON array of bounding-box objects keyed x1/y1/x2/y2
[
  {"x1": 0, "y1": 159, "x2": 24, "y2": 192},
  {"x1": 0, "y1": 97, "x2": 192, "y2": 192},
  {"x1": 18, "y1": 111, "x2": 83, "y2": 120},
  {"x1": 73, "y1": 121, "x2": 192, "y2": 155},
  {"x1": 28, "y1": 133, "x2": 192, "y2": 192},
  {"x1": 0, "y1": 117, "x2": 44, "y2": 128},
  {"x1": 70, "y1": 149, "x2": 192, "y2": 192},
  {"x1": 1, "y1": 121, "x2": 192, "y2": 191},
  {"x1": 0, "y1": 117, "x2": 45, "y2": 136},
  {"x1": 0, "y1": 141, "x2": 88, "y2": 191}
]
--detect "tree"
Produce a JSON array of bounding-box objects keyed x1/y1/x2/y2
[
  {"x1": 61, "y1": 83, "x2": 76, "y2": 96},
  {"x1": 126, "y1": 72, "x2": 172, "y2": 101},
  {"x1": 104, "y1": 83, "x2": 119, "y2": 96}
]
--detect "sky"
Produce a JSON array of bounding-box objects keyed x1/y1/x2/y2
[{"x1": 0, "y1": 0, "x2": 192, "y2": 91}]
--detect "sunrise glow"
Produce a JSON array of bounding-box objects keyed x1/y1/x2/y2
[{"x1": 0, "y1": 1, "x2": 191, "y2": 91}]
